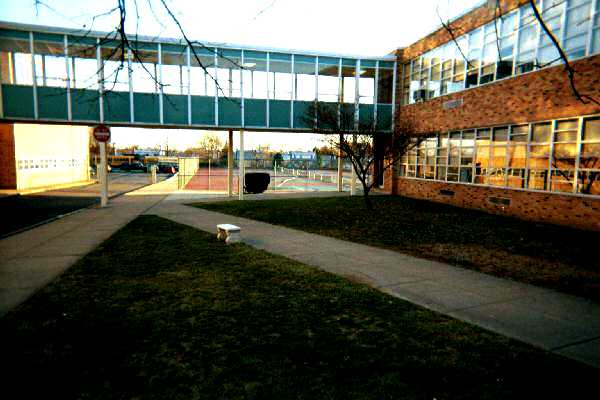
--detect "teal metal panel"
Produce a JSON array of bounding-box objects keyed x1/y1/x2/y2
[
  {"x1": 295, "y1": 54, "x2": 315, "y2": 64},
  {"x1": 162, "y1": 43, "x2": 186, "y2": 54},
  {"x1": 342, "y1": 58, "x2": 356, "y2": 67},
  {"x1": 163, "y1": 94, "x2": 188, "y2": 125},
  {"x1": 38, "y1": 86, "x2": 67, "y2": 120},
  {"x1": 319, "y1": 56, "x2": 338, "y2": 66},
  {"x1": 361, "y1": 59, "x2": 376, "y2": 68},
  {"x1": 191, "y1": 95, "x2": 214, "y2": 126},
  {"x1": 0, "y1": 29, "x2": 29, "y2": 39},
  {"x1": 379, "y1": 61, "x2": 395, "y2": 69},
  {"x1": 133, "y1": 93, "x2": 160, "y2": 124},
  {"x1": 219, "y1": 48, "x2": 241, "y2": 58},
  {"x1": 103, "y1": 91, "x2": 130, "y2": 123},
  {"x1": 270, "y1": 52, "x2": 291, "y2": 62},
  {"x1": 244, "y1": 99, "x2": 266, "y2": 127},
  {"x1": 244, "y1": 50, "x2": 267, "y2": 61},
  {"x1": 67, "y1": 35, "x2": 96, "y2": 46},
  {"x1": 190, "y1": 45, "x2": 215, "y2": 56},
  {"x1": 218, "y1": 98, "x2": 241, "y2": 126},
  {"x1": 269, "y1": 100, "x2": 290, "y2": 128},
  {"x1": 2, "y1": 85, "x2": 34, "y2": 119},
  {"x1": 376, "y1": 103, "x2": 392, "y2": 131},
  {"x1": 33, "y1": 32, "x2": 63, "y2": 43},
  {"x1": 293, "y1": 100, "x2": 312, "y2": 129},
  {"x1": 359, "y1": 104, "x2": 374, "y2": 129},
  {"x1": 71, "y1": 88, "x2": 100, "y2": 122}
]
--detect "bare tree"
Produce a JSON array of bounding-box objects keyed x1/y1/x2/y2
[
  {"x1": 304, "y1": 102, "x2": 425, "y2": 209},
  {"x1": 436, "y1": 0, "x2": 599, "y2": 106}
]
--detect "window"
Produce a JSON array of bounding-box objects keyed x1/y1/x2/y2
[
  {"x1": 396, "y1": 115, "x2": 600, "y2": 197},
  {"x1": 579, "y1": 117, "x2": 600, "y2": 194}
]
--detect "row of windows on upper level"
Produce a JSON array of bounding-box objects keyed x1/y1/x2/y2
[
  {"x1": 397, "y1": 114, "x2": 600, "y2": 196},
  {"x1": 0, "y1": 28, "x2": 396, "y2": 106},
  {"x1": 400, "y1": 0, "x2": 600, "y2": 105}
]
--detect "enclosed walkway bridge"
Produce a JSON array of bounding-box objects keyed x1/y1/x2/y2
[{"x1": 0, "y1": 22, "x2": 397, "y2": 132}]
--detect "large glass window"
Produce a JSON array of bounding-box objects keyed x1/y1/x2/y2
[
  {"x1": 189, "y1": 47, "x2": 215, "y2": 96},
  {"x1": 317, "y1": 57, "x2": 339, "y2": 102},
  {"x1": 294, "y1": 55, "x2": 316, "y2": 101},
  {"x1": 161, "y1": 44, "x2": 187, "y2": 95},
  {"x1": 269, "y1": 53, "x2": 292, "y2": 100},
  {"x1": 397, "y1": 116, "x2": 600, "y2": 197}
]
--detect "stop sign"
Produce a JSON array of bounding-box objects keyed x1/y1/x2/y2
[{"x1": 93, "y1": 125, "x2": 111, "y2": 142}]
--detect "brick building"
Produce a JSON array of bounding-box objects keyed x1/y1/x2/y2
[{"x1": 389, "y1": 0, "x2": 600, "y2": 231}]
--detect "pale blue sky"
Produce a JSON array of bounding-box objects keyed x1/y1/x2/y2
[{"x1": 0, "y1": 0, "x2": 483, "y2": 150}]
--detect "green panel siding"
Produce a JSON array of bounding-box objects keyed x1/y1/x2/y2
[
  {"x1": 218, "y1": 98, "x2": 241, "y2": 127},
  {"x1": 270, "y1": 52, "x2": 291, "y2": 62},
  {"x1": 359, "y1": 104, "x2": 374, "y2": 129},
  {"x1": 71, "y1": 88, "x2": 100, "y2": 122},
  {"x1": 319, "y1": 56, "x2": 338, "y2": 66},
  {"x1": 103, "y1": 91, "x2": 130, "y2": 123},
  {"x1": 33, "y1": 32, "x2": 63, "y2": 43},
  {"x1": 293, "y1": 100, "x2": 312, "y2": 129},
  {"x1": 162, "y1": 43, "x2": 186, "y2": 54},
  {"x1": 68, "y1": 35, "x2": 96, "y2": 46},
  {"x1": 191, "y1": 96, "x2": 214, "y2": 126},
  {"x1": 133, "y1": 93, "x2": 160, "y2": 124},
  {"x1": 38, "y1": 86, "x2": 67, "y2": 120},
  {"x1": 376, "y1": 104, "x2": 392, "y2": 131},
  {"x1": 342, "y1": 58, "x2": 356, "y2": 67},
  {"x1": 2, "y1": 85, "x2": 34, "y2": 119},
  {"x1": 269, "y1": 100, "x2": 290, "y2": 128},
  {"x1": 163, "y1": 94, "x2": 188, "y2": 125},
  {"x1": 244, "y1": 99, "x2": 266, "y2": 127},
  {"x1": 361, "y1": 59, "x2": 376, "y2": 68},
  {"x1": 244, "y1": 50, "x2": 267, "y2": 61},
  {"x1": 0, "y1": 29, "x2": 29, "y2": 39}
]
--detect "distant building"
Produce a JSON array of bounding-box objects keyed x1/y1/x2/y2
[{"x1": 0, "y1": 124, "x2": 89, "y2": 190}]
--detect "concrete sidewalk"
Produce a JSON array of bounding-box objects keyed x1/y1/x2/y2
[
  {"x1": 148, "y1": 194, "x2": 600, "y2": 368},
  {"x1": 0, "y1": 178, "x2": 177, "y2": 316}
]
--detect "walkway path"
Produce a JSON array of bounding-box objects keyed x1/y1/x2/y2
[
  {"x1": 2, "y1": 186, "x2": 599, "y2": 368},
  {"x1": 148, "y1": 194, "x2": 600, "y2": 368},
  {"x1": 0, "y1": 178, "x2": 176, "y2": 316}
]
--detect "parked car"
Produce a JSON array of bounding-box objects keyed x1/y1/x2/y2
[{"x1": 119, "y1": 162, "x2": 147, "y2": 172}]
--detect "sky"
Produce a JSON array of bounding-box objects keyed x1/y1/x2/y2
[{"x1": 0, "y1": 0, "x2": 483, "y2": 150}]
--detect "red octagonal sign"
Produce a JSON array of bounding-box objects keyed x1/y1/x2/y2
[{"x1": 93, "y1": 125, "x2": 111, "y2": 143}]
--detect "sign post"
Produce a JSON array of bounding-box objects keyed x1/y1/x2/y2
[{"x1": 93, "y1": 125, "x2": 111, "y2": 207}]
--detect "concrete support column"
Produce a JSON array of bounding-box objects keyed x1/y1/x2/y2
[
  {"x1": 227, "y1": 130, "x2": 233, "y2": 197},
  {"x1": 99, "y1": 141, "x2": 108, "y2": 207},
  {"x1": 337, "y1": 133, "x2": 343, "y2": 192},
  {"x1": 238, "y1": 130, "x2": 244, "y2": 200}
]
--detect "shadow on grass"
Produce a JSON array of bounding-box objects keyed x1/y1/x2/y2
[
  {"x1": 193, "y1": 195, "x2": 600, "y2": 301},
  {"x1": 1, "y1": 215, "x2": 596, "y2": 399}
]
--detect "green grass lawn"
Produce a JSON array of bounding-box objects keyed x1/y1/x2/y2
[
  {"x1": 1, "y1": 215, "x2": 596, "y2": 399},
  {"x1": 193, "y1": 196, "x2": 600, "y2": 301}
]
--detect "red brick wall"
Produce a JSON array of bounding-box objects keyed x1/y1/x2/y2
[
  {"x1": 392, "y1": 178, "x2": 600, "y2": 231},
  {"x1": 397, "y1": 55, "x2": 600, "y2": 134},
  {"x1": 0, "y1": 123, "x2": 16, "y2": 189}
]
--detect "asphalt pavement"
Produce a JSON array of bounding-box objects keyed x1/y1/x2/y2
[{"x1": 0, "y1": 173, "x2": 168, "y2": 237}]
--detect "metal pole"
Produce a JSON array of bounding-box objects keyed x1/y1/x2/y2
[
  {"x1": 228, "y1": 130, "x2": 233, "y2": 196},
  {"x1": 338, "y1": 133, "x2": 343, "y2": 191},
  {"x1": 239, "y1": 130, "x2": 245, "y2": 200},
  {"x1": 100, "y1": 141, "x2": 108, "y2": 207}
]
